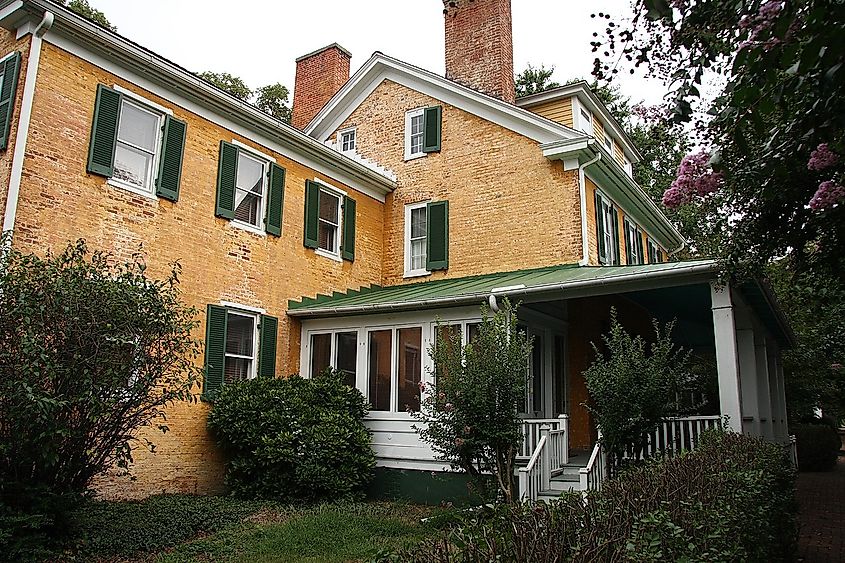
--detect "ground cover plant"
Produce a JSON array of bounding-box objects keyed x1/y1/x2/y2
[{"x1": 380, "y1": 430, "x2": 797, "y2": 562}]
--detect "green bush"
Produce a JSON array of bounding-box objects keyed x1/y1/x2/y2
[
  {"x1": 208, "y1": 372, "x2": 375, "y2": 501},
  {"x1": 794, "y1": 423, "x2": 842, "y2": 471},
  {"x1": 382, "y1": 430, "x2": 797, "y2": 562}
]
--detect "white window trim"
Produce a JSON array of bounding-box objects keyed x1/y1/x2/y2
[
  {"x1": 231, "y1": 139, "x2": 277, "y2": 163},
  {"x1": 107, "y1": 95, "x2": 165, "y2": 199},
  {"x1": 597, "y1": 189, "x2": 619, "y2": 265},
  {"x1": 221, "y1": 304, "x2": 260, "y2": 382},
  {"x1": 219, "y1": 301, "x2": 266, "y2": 314},
  {"x1": 647, "y1": 239, "x2": 664, "y2": 263},
  {"x1": 404, "y1": 200, "x2": 430, "y2": 278},
  {"x1": 572, "y1": 97, "x2": 594, "y2": 136},
  {"x1": 229, "y1": 149, "x2": 270, "y2": 235},
  {"x1": 337, "y1": 127, "x2": 356, "y2": 153},
  {"x1": 366, "y1": 324, "x2": 425, "y2": 414},
  {"x1": 404, "y1": 108, "x2": 426, "y2": 161},
  {"x1": 313, "y1": 178, "x2": 346, "y2": 261},
  {"x1": 625, "y1": 219, "x2": 643, "y2": 265},
  {"x1": 113, "y1": 84, "x2": 173, "y2": 116}
]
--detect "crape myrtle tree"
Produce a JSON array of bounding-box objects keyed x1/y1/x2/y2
[
  {"x1": 0, "y1": 240, "x2": 201, "y2": 515},
  {"x1": 413, "y1": 300, "x2": 531, "y2": 504},
  {"x1": 592, "y1": 0, "x2": 845, "y2": 280}
]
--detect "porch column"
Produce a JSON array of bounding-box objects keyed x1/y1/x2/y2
[
  {"x1": 737, "y1": 328, "x2": 761, "y2": 436},
  {"x1": 767, "y1": 343, "x2": 783, "y2": 441},
  {"x1": 776, "y1": 355, "x2": 789, "y2": 441},
  {"x1": 710, "y1": 282, "x2": 743, "y2": 432},
  {"x1": 754, "y1": 333, "x2": 773, "y2": 440}
]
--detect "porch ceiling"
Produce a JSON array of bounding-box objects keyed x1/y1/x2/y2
[{"x1": 287, "y1": 260, "x2": 718, "y2": 318}]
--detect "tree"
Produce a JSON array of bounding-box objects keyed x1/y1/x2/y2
[
  {"x1": 592, "y1": 0, "x2": 845, "y2": 279},
  {"x1": 0, "y1": 240, "x2": 201, "y2": 542},
  {"x1": 412, "y1": 300, "x2": 531, "y2": 503},
  {"x1": 60, "y1": 0, "x2": 115, "y2": 31},
  {"x1": 196, "y1": 71, "x2": 252, "y2": 101},
  {"x1": 583, "y1": 310, "x2": 689, "y2": 464},
  {"x1": 515, "y1": 63, "x2": 560, "y2": 97},
  {"x1": 196, "y1": 72, "x2": 292, "y2": 124}
]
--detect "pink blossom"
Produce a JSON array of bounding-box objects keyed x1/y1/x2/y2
[
  {"x1": 662, "y1": 151, "x2": 724, "y2": 209},
  {"x1": 464, "y1": 425, "x2": 472, "y2": 434},
  {"x1": 739, "y1": 1, "x2": 784, "y2": 48},
  {"x1": 418, "y1": 381, "x2": 426, "y2": 392},
  {"x1": 831, "y1": 363, "x2": 843, "y2": 370},
  {"x1": 808, "y1": 180, "x2": 845, "y2": 211},
  {"x1": 808, "y1": 143, "x2": 839, "y2": 171},
  {"x1": 438, "y1": 392, "x2": 446, "y2": 401},
  {"x1": 444, "y1": 402, "x2": 454, "y2": 412},
  {"x1": 454, "y1": 437, "x2": 465, "y2": 447}
]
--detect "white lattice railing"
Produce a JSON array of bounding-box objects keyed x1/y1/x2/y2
[
  {"x1": 519, "y1": 415, "x2": 569, "y2": 459},
  {"x1": 623, "y1": 415, "x2": 722, "y2": 460},
  {"x1": 517, "y1": 417, "x2": 570, "y2": 502}
]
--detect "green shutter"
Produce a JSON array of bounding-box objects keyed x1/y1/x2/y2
[
  {"x1": 595, "y1": 192, "x2": 607, "y2": 265},
  {"x1": 636, "y1": 231, "x2": 644, "y2": 265},
  {"x1": 624, "y1": 220, "x2": 633, "y2": 265},
  {"x1": 215, "y1": 141, "x2": 238, "y2": 219},
  {"x1": 265, "y1": 163, "x2": 285, "y2": 236},
  {"x1": 422, "y1": 105, "x2": 442, "y2": 153},
  {"x1": 303, "y1": 180, "x2": 320, "y2": 248},
  {"x1": 258, "y1": 314, "x2": 278, "y2": 378},
  {"x1": 611, "y1": 208, "x2": 620, "y2": 265},
  {"x1": 341, "y1": 195, "x2": 356, "y2": 261},
  {"x1": 203, "y1": 304, "x2": 227, "y2": 398},
  {"x1": 0, "y1": 51, "x2": 21, "y2": 151},
  {"x1": 155, "y1": 115, "x2": 186, "y2": 201},
  {"x1": 87, "y1": 84, "x2": 122, "y2": 177},
  {"x1": 426, "y1": 200, "x2": 449, "y2": 270}
]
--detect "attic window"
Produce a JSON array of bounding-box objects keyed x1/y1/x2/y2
[
  {"x1": 579, "y1": 108, "x2": 593, "y2": 135},
  {"x1": 339, "y1": 128, "x2": 356, "y2": 152}
]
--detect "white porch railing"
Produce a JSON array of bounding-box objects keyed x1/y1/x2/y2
[
  {"x1": 579, "y1": 439, "x2": 608, "y2": 492},
  {"x1": 623, "y1": 415, "x2": 722, "y2": 460},
  {"x1": 519, "y1": 415, "x2": 569, "y2": 459},
  {"x1": 517, "y1": 419, "x2": 570, "y2": 501},
  {"x1": 787, "y1": 434, "x2": 798, "y2": 469},
  {"x1": 517, "y1": 435, "x2": 545, "y2": 501}
]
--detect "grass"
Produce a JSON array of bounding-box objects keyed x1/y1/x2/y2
[{"x1": 66, "y1": 496, "x2": 442, "y2": 563}]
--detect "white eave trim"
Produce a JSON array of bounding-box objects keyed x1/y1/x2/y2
[
  {"x1": 518, "y1": 82, "x2": 643, "y2": 163},
  {"x1": 305, "y1": 52, "x2": 581, "y2": 145}
]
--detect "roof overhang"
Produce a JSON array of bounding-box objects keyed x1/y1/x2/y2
[
  {"x1": 542, "y1": 138, "x2": 685, "y2": 252},
  {"x1": 517, "y1": 81, "x2": 643, "y2": 162},
  {"x1": 305, "y1": 52, "x2": 582, "y2": 145},
  {"x1": 0, "y1": 0, "x2": 396, "y2": 197}
]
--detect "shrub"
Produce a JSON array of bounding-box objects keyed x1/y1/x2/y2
[
  {"x1": 383, "y1": 430, "x2": 797, "y2": 562},
  {"x1": 794, "y1": 423, "x2": 842, "y2": 471},
  {"x1": 208, "y1": 372, "x2": 375, "y2": 500}
]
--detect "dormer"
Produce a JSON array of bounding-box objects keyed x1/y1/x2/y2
[{"x1": 516, "y1": 82, "x2": 638, "y2": 178}]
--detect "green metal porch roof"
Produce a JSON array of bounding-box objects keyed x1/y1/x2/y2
[{"x1": 287, "y1": 260, "x2": 718, "y2": 318}]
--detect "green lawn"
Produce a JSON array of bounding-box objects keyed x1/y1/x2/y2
[{"x1": 68, "y1": 496, "x2": 442, "y2": 563}]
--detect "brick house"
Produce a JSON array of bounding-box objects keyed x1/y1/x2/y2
[{"x1": 0, "y1": 0, "x2": 793, "y2": 502}]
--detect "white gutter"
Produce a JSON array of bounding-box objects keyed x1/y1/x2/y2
[
  {"x1": 287, "y1": 261, "x2": 718, "y2": 318},
  {"x1": 2, "y1": 10, "x2": 53, "y2": 240},
  {"x1": 578, "y1": 152, "x2": 602, "y2": 266}
]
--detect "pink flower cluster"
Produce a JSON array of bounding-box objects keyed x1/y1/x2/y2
[
  {"x1": 632, "y1": 103, "x2": 670, "y2": 122},
  {"x1": 807, "y1": 143, "x2": 839, "y2": 171},
  {"x1": 808, "y1": 180, "x2": 845, "y2": 212},
  {"x1": 662, "y1": 151, "x2": 724, "y2": 209},
  {"x1": 738, "y1": 1, "x2": 784, "y2": 49}
]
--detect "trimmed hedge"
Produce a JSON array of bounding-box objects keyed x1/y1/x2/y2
[
  {"x1": 379, "y1": 430, "x2": 797, "y2": 562},
  {"x1": 794, "y1": 423, "x2": 842, "y2": 471},
  {"x1": 208, "y1": 372, "x2": 375, "y2": 501}
]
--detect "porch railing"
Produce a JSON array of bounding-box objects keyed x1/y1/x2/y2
[
  {"x1": 519, "y1": 415, "x2": 569, "y2": 459},
  {"x1": 787, "y1": 434, "x2": 798, "y2": 469},
  {"x1": 517, "y1": 435, "x2": 545, "y2": 502},
  {"x1": 579, "y1": 439, "x2": 608, "y2": 492},
  {"x1": 517, "y1": 421, "x2": 570, "y2": 502},
  {"x1": 623, "y1": 415, "x2": 722, "y2": 461}
]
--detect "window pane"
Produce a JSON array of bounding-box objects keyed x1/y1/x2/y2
[
  {"x1": 397, "y1": 327, "x2": 422, "y2": 412},
  {"x1": 224, "y1": 357, "x2": 251, "y2": 384},
  {"x1": 410, "y1": 238, "x2": 426, "y2": 270},
  {"x1": 237, "y1": 153, "x2": 264, "y2": 195},
  {"x1": 532, "y1": 335, "x2": 543, "y2": 412},
  {"x1": 319, "y1": 191, "x2": 339, "y2": 223},
  {"x1": 118, "y1": 101, "x2": 158, "y2": 151},
  {"x1": 368, "y1": 330, "x2": 392, "y2": 411},
  {"x1": 225, "y1": 313, "x2": 254, "y2": 356},
  {"x1": 234, "y1": 190, "x2": 261, "y2": 225},
  {"x1": 411, "y1": 114, "x2": 423, "y2": 135},
  {"x1": 467, "y1": 323, "x2": 480, "y2": 344},
  {"x1": 410, "y1": 206, "x2": 426, "y2": 238},
  {"x1": 114, "y1": 144, "x2": 153, "y2": 189},
  {"x1": 336, "y1": 331, "x2": 357, "y2": 388},
  {"x1": 410, "y1": 133, "x2": 423, "y2": 155},
  {"x1": 310, "y1": 333, "x2": 331, "y2": 377},
  {"x1": 318, "y1": 222, "x2": 337, "y2": 252}
]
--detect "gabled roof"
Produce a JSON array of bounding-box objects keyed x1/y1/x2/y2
[
  {"x1": 0, "y1": 0, "x2": 396, "y2": 198},
  {"x1": 517, "y1": 81, "x2": 643, "y2": 162},
  {"x1": 305, "y1": 52, "x2": 584, "y2": 145}
]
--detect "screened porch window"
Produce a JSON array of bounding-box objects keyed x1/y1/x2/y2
[{"x1": 309, "y1": 331, "x2": 357, "y2": 388}]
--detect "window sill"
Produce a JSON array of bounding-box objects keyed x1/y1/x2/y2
[
  {"x1": 106, "y1": 178, "x2": 158, "y2": 201},
  {"x1": 404, "y1": 269, "x2": 430, "y2": 279},
  {"x1": 315, "y1": 248, "x2": 343, "y2": 263},
  {"x1": 404, "y1": 152, "x2": 426, "y2": 162},
  {"x1": 230, "y1": 220, "x2": 267, "y2": 237}
]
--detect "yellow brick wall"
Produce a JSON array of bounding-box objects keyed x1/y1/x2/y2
[
  {"x1": 332, "y1": 80, "x2": 583, "y2": 285},
  {"x1": 13, "y1": 42, "x2": 386, "y2": 498},
  {"x1": 524, "y1": 97, "x2": 573, "y2": 128},
  {"x1": 0, "y1": 30, "x2": 32, "y2": 222}
]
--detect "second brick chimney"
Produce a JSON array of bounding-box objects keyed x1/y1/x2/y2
[
  {"x1": 443, "y1": 0, "x2": 515, "y2": 104},
  {"x1": 291, "y1": 43, "x2": 351, "y2": 130}
]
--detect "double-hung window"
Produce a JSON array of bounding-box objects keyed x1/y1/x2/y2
[
  {"x1": 604, "y1": 134, "x2": 613, "y2": 154},
  {"x1": 579, "y1": 107, "x2": 594, "y2": 135},
  {"x1": 113, "y1": 98, "x2": 163, "y2": 194},
  {"x1": 405, "y1": 202, "x2": 428, "y2": 276},
  {"x1": 404, "y1": 106, "x2": 442, "y2": 160},
  {"x1": 648, "y1": 239, "x2": 664, "y2": 263},
  {"x1": 403, "y1": 200, "x2": 449, "y2": 275},
  {"x1": 304, "y1": 180, "x2": 356, "y2": 261},
  {"x1": 224, "y1": 310, "x2": 258, "y2": 383},
  {"x1": 233, "y1": 150, "x2": 267, "y2": 229},
  {"x1": 595, "y1": 191, "x2": 620, "y2": 265},
  {"x1": 309, "y1": 330, "x2": 358, "y2": 388},
  {"x1": 318, "y1": 188, "x2": 342, "y2": 254},
  {"x1": 624, "y1": 219, "x2": 644, "y2": 265},
  {"x1": 368, "y1": 326, "x2": 423, "y2": 413},
  {"x1": 339, "y1": 128, "x2": 356, "y2": 153}
]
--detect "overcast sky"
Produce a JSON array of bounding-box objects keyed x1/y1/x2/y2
[{"x1": 89, "y1": 0, "x2": 668, "y2": 106}]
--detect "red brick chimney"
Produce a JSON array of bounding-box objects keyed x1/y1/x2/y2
[
  {"x1": 291, "y1": 43, "x2": 351, "y2": 130},
  {"x1": 443, "y1": 0, "x2": 515, "y2": 104}
]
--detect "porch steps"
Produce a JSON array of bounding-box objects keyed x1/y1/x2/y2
[{"x1": 536, "y1": 452, "x2": 590, "y2": 502}]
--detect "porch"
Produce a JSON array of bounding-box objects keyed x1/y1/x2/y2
[{"x1": 287, "y1": 260, "x2": 793, "y2": 498}]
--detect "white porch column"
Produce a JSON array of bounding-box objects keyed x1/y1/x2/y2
[
  {"x1": 776, "y1": 355, "x2": 789, "y2": 441},
  {"x1": 737, "y1": 328, "x2": 761, "y2": 436},
  {"x1": 710, "y1": 282, "x2": 743, "y2": 432},
  {"x1": 766, "y1": 343, "x2": 783, "y2": 441},
  {"x1": 754, "y1": 333, "x2": 773, "y2": 440}
]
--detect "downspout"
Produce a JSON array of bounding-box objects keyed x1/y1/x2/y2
[
  {"x1": 668, "y1": 239, "x2": 686, "y2": 258},
  {"x1": 577, "y1": 152, "x2": 601, "y2": 266},
  {"x1": 2, "y1": 11, "x2": 54, "y2": 242}
]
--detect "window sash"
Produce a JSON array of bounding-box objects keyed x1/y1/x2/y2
[
  {"x1": 316, "y1": 189, "x2": 342, "y2": 254},
  {"x1": 406, "y1": 109, "x2": 425, "y2": 158},
  {"x1": 233, "y1": 152, "x2": 267, "y2": 228},
  {"x1": 341, "y1": 130, "x2": 356, "y2": 152},
  {"x1": 223, "y1": 310, "x2": 257, "y2": 382},
  {"x1": 113, "y1": 99, "x2": 162, "y2": 192},
  {"x1": 601, "y1": 202, "x2": 616, "y2": 264}
]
